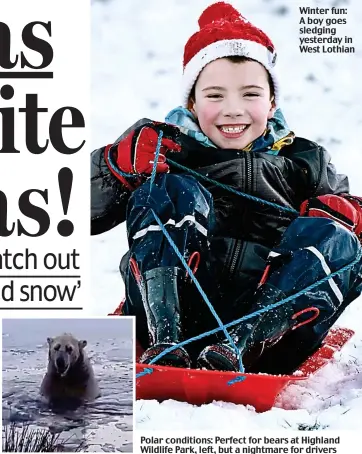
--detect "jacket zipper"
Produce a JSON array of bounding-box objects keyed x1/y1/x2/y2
[
  {"x1": 229, "y1": 240, "x2": 241, "y2": 275},
  {"x1": 245, "y1": 152, "x2": 252, "y2": 193},
  {"x1": 229, "y1": 153, "x2": 252, "y2": 276}
]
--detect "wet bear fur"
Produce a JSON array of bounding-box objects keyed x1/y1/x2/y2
[{"x1": 40, "y1": 333, "x2": 100, "y2": 405}]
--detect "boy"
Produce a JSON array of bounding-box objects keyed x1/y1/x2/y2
[{"x1": 91, "y1": 2, "x2": 362, "y2": 373}]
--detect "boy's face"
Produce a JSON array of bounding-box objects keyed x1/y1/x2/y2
[{"x1": 191, "y1": 58, "x2": 276, "y2": 149}]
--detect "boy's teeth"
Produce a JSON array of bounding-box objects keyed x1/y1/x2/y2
[{"x1": 220, "y1": 125, "x2": 246, "y2": 133}]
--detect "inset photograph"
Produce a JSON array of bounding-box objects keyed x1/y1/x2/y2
[{"x1": 2, "y1": 318, "x2": 134, "y2": 453}]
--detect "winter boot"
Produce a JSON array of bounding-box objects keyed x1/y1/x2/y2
[
  {"x1": 138, "y1": 267, "x2": 191, "y2": 368},
  {"x1": 197, "y1": 285, "x2": 299, "y2": 372}
]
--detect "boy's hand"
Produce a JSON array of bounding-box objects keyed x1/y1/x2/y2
[
  {"x1": 300, "y1": 194, "x2": 362, "y2": 238},
  {"x1": 114, "y1": 122, "x2": 181, "y2": 175}
]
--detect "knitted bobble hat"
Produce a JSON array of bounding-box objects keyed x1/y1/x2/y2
[{"x1": 182, "y1": 2, "x2": 279, "y2": 107}]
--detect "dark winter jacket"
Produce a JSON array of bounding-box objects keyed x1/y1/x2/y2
[{"x1": 91, "y1": 121, "x2": 349, "y2": 301}]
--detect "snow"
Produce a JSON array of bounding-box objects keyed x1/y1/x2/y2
[{"x1": 91, "y1": 0, "x2": 362, "y2": 430}]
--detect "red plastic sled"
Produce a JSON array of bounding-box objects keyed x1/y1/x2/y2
[{"x1": 136, "y1": 326, "x2": 354, "y2": 412}]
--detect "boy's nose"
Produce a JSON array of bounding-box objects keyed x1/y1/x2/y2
[{"x1": 223, "y1": 101, "x2": 245, "y2": 118}]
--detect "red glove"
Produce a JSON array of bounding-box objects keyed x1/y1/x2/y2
[
  {"x1": 300, "y1": 194, "x2": 362, "y2": 237},
  {"x1": 105, "y1": 122, "x2": 181, "y2": 191}
]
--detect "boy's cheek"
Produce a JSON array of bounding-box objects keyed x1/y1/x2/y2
[{"x1": 196, "y1": 104, "x2": 220, "y2": 125}]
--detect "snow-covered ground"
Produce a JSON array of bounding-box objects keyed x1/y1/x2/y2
[{"x1": 91, "y1": 0, "x2": 362, "y2": 430}]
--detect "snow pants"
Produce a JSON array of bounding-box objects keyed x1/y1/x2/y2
[{"x1": 122, "y1": 174, "x2": 362, "y2": 373}]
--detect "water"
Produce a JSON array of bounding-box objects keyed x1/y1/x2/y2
[{"x1": 2, "y1": 318, "x2": 134, "y2": 452}]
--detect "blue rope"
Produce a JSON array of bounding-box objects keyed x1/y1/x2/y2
[
  {"x1": 105, "y1": 149, "x2": 139, "y2": 179},
  {"x1": 143, "y1": 131, "x2": 244, "y2": 372},
  {"x1": 105, "y1": 141, "x2": 298, "y2": 216},
  {"x1": 120, "y1": 130, "x2": 362, "y2": 381},
  {"x1": 227, "y1": 376, "x2": 247, "y2": 385},
  {"x1": 149, "y1": 131, "x2": 163, "y2": 188},
  {"x1": 167, "y1": 158, "x2": 299, "y2": 216},
  {"x1": 148, "y1": 210, "x2": 244, "y2": 372},
  {"x1": 136, "y1": 245, "x2": 362, "y2": 379}
]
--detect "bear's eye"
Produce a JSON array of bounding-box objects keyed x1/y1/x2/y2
[
  {"x1": 66, "y1": 345, "x2": 73, "y2": 353},
  {"x1": 54, "y1": 344, "x2": 61, "y2": 351}
]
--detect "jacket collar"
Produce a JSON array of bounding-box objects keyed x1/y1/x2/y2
[{"x1": 165, "y1": 106, "x2": 294, "y2": 155}]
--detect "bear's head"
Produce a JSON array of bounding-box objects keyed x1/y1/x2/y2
[{"x1": 47, "y1": 333, "x2": 87, "y2": 377}]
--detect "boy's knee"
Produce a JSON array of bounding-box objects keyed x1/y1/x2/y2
[
  {"x1": 128, "y1": 174, "x2": 213, "y2": 223},
  {"x1": 315, "y1": 218, "x2": 360, "y2": 264},
  {"x1": 285, "y1": 217, "x2": 359, "y2": 254},
  {"x1": 275, "y1": 217, "x2": 361, "y2": 277}
]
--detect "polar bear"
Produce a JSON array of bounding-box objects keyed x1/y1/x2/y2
[{"x1": 40, "y1": 333, "x2": 100, "y2": 404}]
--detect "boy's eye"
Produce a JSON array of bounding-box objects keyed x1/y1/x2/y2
[
  {"x1": 244, "y1": 93, "x2": 260, "y2": 98},
  {"x1": 206, "y1": 94, "x2": 223, "y2": 99}
]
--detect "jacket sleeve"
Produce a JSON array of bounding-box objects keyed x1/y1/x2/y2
[
  {"x1": 91, "y1": 118, "x2": 154, "y2": 235},
  {"x1": 312, "y1": 145, "x2": 349, "y2": 196},
  {"x1": 284, "y1": 138, "x2": 350, "y2": 199},
  {"x1": 91, "y1": 145, "x2": 130, "y2": 235}
]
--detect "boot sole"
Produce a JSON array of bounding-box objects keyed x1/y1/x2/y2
[
  {"x1": 140, "y1": 343, "x2": 191, "y2": 368},
  {"x1": 197, "y1": 347, "x2": 238, "y2": 372}
]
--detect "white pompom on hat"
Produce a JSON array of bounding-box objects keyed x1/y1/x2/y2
[{"x1": 182, "y1": 2, "x2": 279, "y2": 107}]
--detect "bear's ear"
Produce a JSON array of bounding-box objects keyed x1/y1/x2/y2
[
  {"x1": 47, "y1": 337, "x2": 53, "y2": 346},
  {"x1": 79, "y1": 340, "x2": 87, "y2": 350}
]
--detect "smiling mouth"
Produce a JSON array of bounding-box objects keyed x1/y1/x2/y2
[{"x1": 217, "y1": 124, "x2": 249, "y2": 137}]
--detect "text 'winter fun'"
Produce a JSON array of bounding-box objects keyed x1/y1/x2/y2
[{"x1": 299, "y1": 6, "x2": 355, "y2": 54}]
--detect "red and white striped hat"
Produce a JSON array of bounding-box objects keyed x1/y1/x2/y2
[{"x1": 182, "y1": 2, "x2": 279, "y2": 107}]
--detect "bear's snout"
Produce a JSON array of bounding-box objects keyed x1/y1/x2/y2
[
  {"x1": 56, "y1": 356, "x2": 65, "y2": 370},
  {"x1": 55, "y1": 354, "x2": 70, "y2": 376}
]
